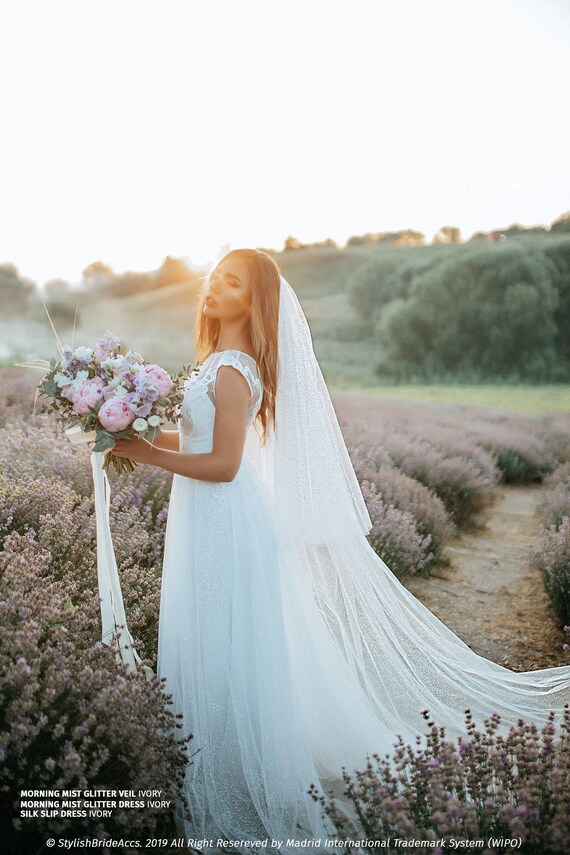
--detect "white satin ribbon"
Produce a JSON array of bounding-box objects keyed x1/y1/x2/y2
[{"x1": 65, "y1": 425, "x2": 154, "y2": 680}]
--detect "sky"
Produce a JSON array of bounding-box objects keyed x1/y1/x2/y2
[{"x1": 0, "y1": 0, "x2": 569, "y2": 287}]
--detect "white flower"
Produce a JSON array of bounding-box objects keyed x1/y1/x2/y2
[
  {"x1": 147, "y1": 414, "x2": 161, "y2": 427},
  {"x1": 100, "y1": 356, "x2": 123, "y2": 371},
  {"x1": 54, "y1": 372, "x2": 72, "y2": 388},
  {"x1": 133, "y1": 418, "x2": 148, "y2": 432},
  {"x1": 114, "y1": 384, "x2": 128, "y2": 398},
  {"x1": 73, "y1": 346, "x2": 94, "y2": 361},
  {"x1": 70, "y1": 370, "x2": 90, "y2": 389}
]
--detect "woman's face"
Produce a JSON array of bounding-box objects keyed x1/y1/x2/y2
[{"x1": 203, "y1": 256, "x2": 252, "y2": 320}]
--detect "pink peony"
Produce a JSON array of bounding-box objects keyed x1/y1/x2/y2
[
  {"x1": 71, "y1": 377, "x2": 106, "y2": 415},
  {"x1": 98, "y1": 398, "x2": 136, "y2": 432},
  {"x1": 144, "y1": 364, "x2": 173, "y2": 397},
  {"x1": 61, "y1": 386, "x2": 77, "y2": 403}
]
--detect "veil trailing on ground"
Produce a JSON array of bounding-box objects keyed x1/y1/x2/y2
[{"x1": 244, "y1": 273, "x2": 570, "y2": 788}]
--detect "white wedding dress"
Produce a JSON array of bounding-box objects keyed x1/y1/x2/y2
[
  {"x1": 157, "y1": 350, "x2": 339, "y2": 850},
  {"x1": 157, "y1": 348, "x2": 570, "y2": 854}
]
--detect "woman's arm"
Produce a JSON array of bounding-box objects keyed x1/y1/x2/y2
[
  {"x1": 111, "y1": 366, "x2": 251, "y2": 483},
  {"x1": 150, "y1": 429, "x2": 180, "y2": 452}
]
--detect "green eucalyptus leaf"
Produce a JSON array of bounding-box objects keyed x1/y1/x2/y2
[
  {"x1": 93, "y1": 435, "x2": 116, "y2": 452},
  {"x1": 95, "y1": 428, "x2": 114, "y2": 441}
]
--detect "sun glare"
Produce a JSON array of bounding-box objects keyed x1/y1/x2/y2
[{"x1": 0, "y1": 0, "x2": 568, "y2": 286}]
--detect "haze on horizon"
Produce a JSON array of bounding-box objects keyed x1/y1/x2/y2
[{"x1": 0, "y1": 0, "x2": 568, "y2": 287}]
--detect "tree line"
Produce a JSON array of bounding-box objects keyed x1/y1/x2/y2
[{"x1": 347, "y1": 234, "x2": 570, "y2": 383}]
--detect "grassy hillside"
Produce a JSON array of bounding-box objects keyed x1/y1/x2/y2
[
  {"x1": 3, "y1": 246, "x2": 376, "y2": 373},
  {"x1": 330, "y1": 383, "x2": 570, "y2": 415},
  {"x1": 274, "y1": 245, "x2": 375, "y2": 297},
  {"x1": 3, "y1": 241, "x2": 570, "y2": 410}
]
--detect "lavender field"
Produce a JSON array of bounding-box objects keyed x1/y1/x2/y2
[{"x1": 2, "y1": 366, "x2": 570, "y2": 852}]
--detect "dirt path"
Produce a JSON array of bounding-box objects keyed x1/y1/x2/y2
[{"x1": 405, "y1": 484, "x2": 569, "y2": 671}]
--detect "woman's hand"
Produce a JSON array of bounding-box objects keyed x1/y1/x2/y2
[{"x1": 110, "y1": 435, "x2": 157, "y2": 465}]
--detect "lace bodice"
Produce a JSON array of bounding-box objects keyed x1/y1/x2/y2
[{"x1": 178, "y1": 350, "x2": 263, "y2": 455}]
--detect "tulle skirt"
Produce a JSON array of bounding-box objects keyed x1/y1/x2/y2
[{"x1": 157, "y1": 459, "x2": 339, "y2": 852}]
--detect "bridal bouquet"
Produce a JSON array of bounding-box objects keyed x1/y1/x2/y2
[
  {"x1": 16, "y1": 324, "x2": 194, "y2": 677},
  {"x1": 36, "y1": 329, "x2": 190, "y2": 476}
]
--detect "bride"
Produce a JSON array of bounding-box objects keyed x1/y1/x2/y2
[{"x1": 111, "y1": 248, "x2": 570, "y2": 851}]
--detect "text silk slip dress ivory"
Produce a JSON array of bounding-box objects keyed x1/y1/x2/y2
[{"x1": 157, "y1": 344, "x2": 570, "y2": 854}]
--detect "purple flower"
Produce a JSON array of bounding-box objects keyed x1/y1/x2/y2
[
  {"x1": 94, "y1": 330, "x2": 121, "y2": 361},
  {"x1": 134, "y1": 401, "x2": 154, "y2": 418}
]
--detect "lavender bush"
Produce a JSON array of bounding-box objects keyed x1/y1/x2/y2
[
  {"x1": 531, "y1": 518, "x2": 570, "y2": 626},
  {"x1": 0, "y1": 415, "x2": 95, "y2": 497},
  {"x1": 382, "y1": 419, "x2": 502, "y2": 487},
  {"x1": 309, "y1": 706, "x2": 570, "y2": 854},
  {"x1": 357, "y1": 466, "x2": 454, "y2": 569},
  {"x1": 537, "y1": 462, "x2": 570, "y2": 529},
  {"x1": 0, "y1": 529, "x2": 191, "y2": 852},
  {"x1": 0, "y1": 376, "x2": 190, "y2": 848},
  {"x1": 538, "y1": 413, "x2": 570, "y2": 466},
  {"x1": 0, "y1": 367, "x2": 39, "y2": 428},
  {"x1": 530, "y1": 463, "x2": 570, "y2": 626},
  {"x1": 357, "y1": 430, "x2": 498, "y2": 525},
  {"x1": 360, "y1": 480, "x2": 434, "y2": 578},
  {"x1": 462, "y1": 418, "x2": 558, "y2": 483},
  {"x1": 0, "y1": 437, "x2": 170, "y2": 667}
]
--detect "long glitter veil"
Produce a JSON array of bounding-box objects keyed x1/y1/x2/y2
[{"x1": 243, "y1": 273, "x2": 570, "y2": 787}]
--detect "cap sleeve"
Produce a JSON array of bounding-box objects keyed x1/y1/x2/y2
[{"x1": 212, "y1": 351, "x2": 259, "y2": 400}]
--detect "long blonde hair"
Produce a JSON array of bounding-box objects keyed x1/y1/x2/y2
[{"x1": 194, "y1": 248, "x2": 280, "y2": 447}]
